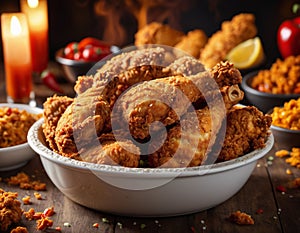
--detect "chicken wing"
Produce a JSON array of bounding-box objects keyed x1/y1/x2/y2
[
  {"x1": 42, "y1": 95, "x2": 73, "y2": 153},
  {"x1": 175, "y1": 29, "x2": 208, "y2": 58},
  {"x1": 147, "y1": 85, "x2": 244, "y2": 168},
  {"x1": 217, "y1": 105, "x2": 272, "y2": 162},
  {"x1": 199, "y1": 13, "x2": 257, "y2": 68},
  {"x1": 134, "y1": 22, "x2": 184, "y2": 46},
  {"x1": 116, "y1": 61, "x2": 243, "y2": 140}
]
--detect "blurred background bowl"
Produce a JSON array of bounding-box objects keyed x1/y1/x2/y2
[
  {"x1": 270, "y1": 125, "x2": 300, "y2": 151},
  {"x1": 55, "y1": 46, "x2": 119, "y2": 83},
  {"x1": 28, "y1": 118, "x2": 274, "y2": 217},
  {"x1": 0, "y1": 103, "x2": 43, "y2": 171},
  {"x1": 241, "y1": 71, "x2": 300, "y2": 113}
]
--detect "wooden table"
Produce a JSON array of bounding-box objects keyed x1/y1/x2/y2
[{"x1": 0, "y1": 63, "x2": 299, "y2": 233}]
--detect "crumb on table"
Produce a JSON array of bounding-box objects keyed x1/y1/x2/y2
[
  {"x1": 0, "y1": 189, "x2": 23, "y2": 232},
  {"x1": 4, "y1": 172, "x2": 46, "y2": 191},
  {"x1": 228, "y1": 210, "x2": 254, "y2": 225}
]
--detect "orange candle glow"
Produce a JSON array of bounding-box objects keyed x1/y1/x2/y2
[
  {"x1": 20, "y1": 0, "x2": 49, "y2": 73},
  {"x1": 1, "y1": 13, "x2": 34, "y2": 104}
]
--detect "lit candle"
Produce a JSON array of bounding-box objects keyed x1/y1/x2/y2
[
  {"x1": 20, "y1": 0, "x2": 49, "y2": 73},
  {"x1": 1, "y1": 13, "x2": 34, "y2": 105}
]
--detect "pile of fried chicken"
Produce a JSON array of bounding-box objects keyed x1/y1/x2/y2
[
  {"x1": 135, "y1": 13, "x2": 257, "y2": 68},
  {"x1": 43, "y1": 46, "x2": 271, "y2": 168}
]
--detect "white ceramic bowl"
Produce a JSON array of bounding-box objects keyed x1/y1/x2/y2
[
  {"x1": 28, "y1": 118, "x2": 274, "y2": 217},
  {"x1": 0, "y1": 103, "x2": 43, "y2": 171}
]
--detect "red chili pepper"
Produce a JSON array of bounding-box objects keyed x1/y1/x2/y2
[
  {"x1": 276, "y1": 185, "x2": 287, "y2": 193},
  {"x1": 41, "y1": 70, "x2": 64, "y2": 94},
  {"x1": 6, "y1": 108, "x2": 12, "y2": 116},
  {"x1": 256, "y1": 208, "x2": 264, "y2": 214}
]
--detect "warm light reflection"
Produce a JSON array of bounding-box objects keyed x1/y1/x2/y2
[
  {"x1": 27, "y1": 0, "x2": 39, "y2": 8},
  {"x1": 10, "y1": 16, "x2": 22, "y2": 36}
]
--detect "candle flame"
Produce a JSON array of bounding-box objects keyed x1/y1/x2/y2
[
  {"x1": 10, "y1": 16, "x2": 22, "y2": 36},
  {"x1": 27, "y1": 0, "x2": 39, "y2": 8}
]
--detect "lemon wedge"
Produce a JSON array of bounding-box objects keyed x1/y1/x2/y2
[{"x1": 226, "y1": 37, "x2": 265, "y2": 69}]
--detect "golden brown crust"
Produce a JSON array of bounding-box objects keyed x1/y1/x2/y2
[
  {"x1": 217, "y1": 106, "x2": 271, "y2": 162},
  {"x1": 199, "y1": 13, "x2": 257, "y2": 68},
  {"x1": 134, "y1": 22, "x2": 184, "y2": 46},
  {"x1": 42, "y1": 95, "x2": 73, "y2": 153},
  {"x1": 175, "y1": 29, "x2": 208, "y2": 58}
]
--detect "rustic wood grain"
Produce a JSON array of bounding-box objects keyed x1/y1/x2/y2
[{"x1": 1, "y1": 152, "x2": 299, "y2": 233}]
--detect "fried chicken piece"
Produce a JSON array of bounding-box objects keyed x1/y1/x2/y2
[
  {"x1": 42, "y1": 95, "x2": 73, "y2": 153},
  {"x1": 164, "y1": 55, "x2": 206, "y2": 76},
  {"x1": 199, "y1": 13, "x2": 257, "y2": 68},
  {"x1": 79, "y1": 133, "x2": 140, "y2": 167},
  {"x1": 209, "y1": 61, "x2": 242, "y2": 87},
  {"x1": 217, "y1": 105, "x2": 272, "y2": 162},
  {"x1": 134, "y1": 22, "x2": 184, "y2": 46},
  {"x1": 74, "y1": 47, "x2": 172, "y2": 95},
  {"x1": 54, "y1": 88, "x2": 111, "y2": 159},
  {"x1": 147, "y1": 85, "x2": 243, "y2": 168},
  {"x1": 117, "y1": 61, "x2": 243, "y2": 140},
  {"x1": 175, "y1": 29, "x2": 208, "y2": 58}
]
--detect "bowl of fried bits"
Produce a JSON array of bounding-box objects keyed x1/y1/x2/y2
[
  {"x1": 0, "y1": 103, "x2": 43, "y2": 171},
  {"x1": 268, "y1": 97, "x2": 300, "y2": 151},
  {"x1": 241, "y1": 55, "x2": 300, "y2": 113}
]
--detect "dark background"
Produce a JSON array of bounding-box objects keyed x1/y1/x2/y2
[{"x1": 0, "y1": 0, "x2": 299, "y2": 67}]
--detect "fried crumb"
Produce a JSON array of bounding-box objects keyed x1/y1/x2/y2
[
  {"x1": 0, "y1": 189, "x2": 23, "y2": 232},
  {"x1": 34, "y1": 192, "x2": 43, "y2": 200},
  {"x1": 36, "y1": 216, "x2": 53, "y2": 230},
  {"x1": 23, "y1": 208, "x2": 38, "y2": 220},
  {"x1": 275, "y1": 148, "x2": 300, "y2": 168},
  {"x1": 22, "y1": 195, "x2": 31, "y2": 205},
  {"x1": 4, "y1": 172, "x2": 46, "y2": 191},
  {"x1": 10, "y1": 226, "x2": 29, "y2": 233},
  {"x1": 275, "y1": 149, "x2": 290, "y2": 158},
  {"x1": 287, "y1": 148, "x2": 300, "y2": 168},
  {"x1": 228, "y1": 210, "x2": 254, "y2": 225},
  {"x1": 287, "y1": 177, "x2": 300, "y2": 189}
]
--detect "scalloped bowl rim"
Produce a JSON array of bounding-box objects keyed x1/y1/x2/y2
[
  {"x1": 28, "y1": 118, "x2": 274, "y2": 178},
  {"x1": 242, "y1": 70, "x2": 300, "y2": 98}
]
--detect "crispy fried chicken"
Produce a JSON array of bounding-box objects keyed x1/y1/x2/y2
[
  {"x1": 134, "y1": 22, "x2": 184, "y2": 46},
  {"x1": 42, "y1": 46, "x2": 271, "y2": 168},
  {"x1": 217, "y1": 105, "x2": 272, "y2": 162},
  {"x1": 174, "y1": 29, "x2": 208, "y2": 58},
  {"x1": 199, "y1": 13, "x2": 257, "y2": 68},
  {"x1": 117, "y1": 61, "x2": 243, "y2": 140},
  {"x1": 147, "y1": 85, "x2": 244, "y2": 168},
  {"x1": 42, "y1": 95, "x2": 73, "y2": 153}
]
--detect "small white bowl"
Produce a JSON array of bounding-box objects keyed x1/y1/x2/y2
[
  {"x1": 0, "y1": 103, "x2": 43, "y2": 171},
  {"x1": 28, "y1": 118, "x2": 274, "y2": 217}
]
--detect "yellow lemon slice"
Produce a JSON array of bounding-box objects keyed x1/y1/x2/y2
[{"x1": 226, "y1": 37, "x2": 265, "y2": 69}]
